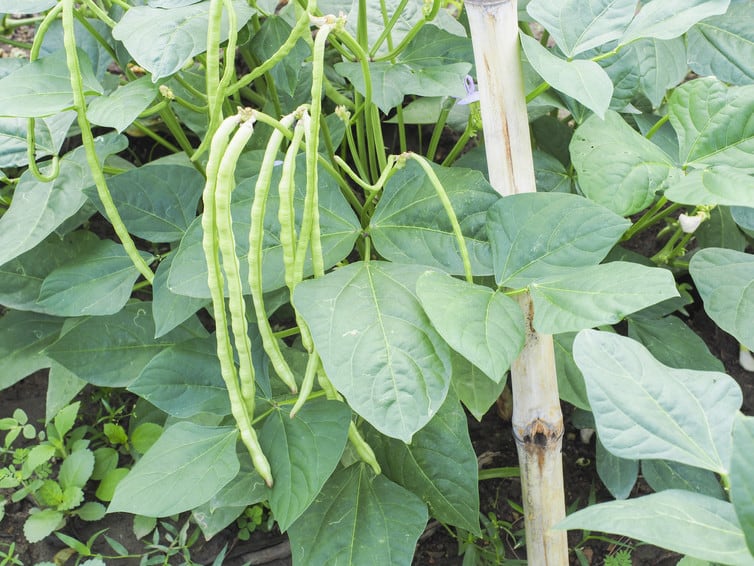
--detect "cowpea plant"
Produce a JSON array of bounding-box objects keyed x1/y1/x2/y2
[{"x1": 1, "y1": 0, "x2": 754, "y2": 564}]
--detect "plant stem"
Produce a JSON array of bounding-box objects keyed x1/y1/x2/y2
[{"x1": 62, "y1": 0, "x2": 154, "y2": 284}]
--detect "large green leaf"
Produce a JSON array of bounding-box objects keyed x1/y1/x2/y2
[
  {"x1": 108, "y1": 423, "x2": 239, "y2": 517},
  {"x1": 641, "y1": 459, "x2": 726, "y2": 500},
  {"x1": 690, "y1": 248, "x2": 754, "y2": 350},
  {"x1": 0, "y1": 231, "x2": 99, "y2": 314},
  {"x1": 450, "y1": 351, "x2": 506, "y2": 421},
  {"x1": 668, "y1": 78, "x2": 754, "y2": 172},
  {"x1": 335, "y1": 26, "x2": 472, "y2": 112},
  {"x1": 45, "y1": 302, "x2": 206, "y2": 387},
  {"x1": 84, "y1": 162, "x2": 204, "y2": 243},
  {"x1": 633, "y1": 37, "x2": 688, "y2": 108},
  {"x1": 416, "y1": 271, "x2": 523, "y2": 383},
  {"x1": 570, "y1": 111, "x2": 678, "y2": 216},
  {"x1": 687, "y1": 2, "x2": 754, "y2": 86},
  {"x1": 293, "y1": 262, "x2": 452, "y2": 442},
  {"x1": 573, "y1": 330, "x2": 741, "y2": 474},
  {"x1": 731, "y1": 414, "x2": 754, "y2": 555},
  {"x1": 168, "y1": 157, "x2": 360, "y2": 298},
  {"x1": 520, "y1": 34, "x2": 613, "y2": 119},
  {"x1": 288, "y1": 464, "x2": 428, "y2": 566},
  {"x1": 367, "y1": 391, "x2": 480, "y2": 534},
  {"x1": 664, "y1": 166, "x2": 754, "y2": 207},
  {"x1": 530, "y1": 262, "x2": 679, "y2": 334},
  {"x1": 35, "y1": 239, "x2": 153, "y2": 317},
  {"x1": 0, "y1": 49, "x2": 102, "y2": 118},
  {"x1": 151, "y1": 254, "x2": 208, "y2": 338},
  {"x1": 0, "y1": 117, "x2": 54, "y2": 168},
  {"x1": 0, "y1": 134, "x2": 127, "y2": 266},
  {"x1": 553, "y1": 332, "x2": 590, "y2": 411},
  {"x1": 526, "y1": 0, "x2": 635, "y2": 58},
  {"x1": 486, "y1": 192, "x2": 630, "y2": 288},
  {"x1": 0, "y1": 310, "x2": 63, "y2": 391},
  {"x1": 112, "y1": 1, "x2": 256, "y2": 80},
  {"x1": 628, "y1": 316, "x2": 724, "y2": 372},
  {"x1": 260, "y1": 399, "x2": 351, "y2": 532},
  {"x1": 620, "y1": 0, "x2": 730, "y2": 44},
  {"x1": 371, "y1": 160, "x2": 499, "y2": 276},
  {"x1": 128, "y1": 337, "x2": 230, "y2": 418},
  {"x1": 596, "y1": 435, "x2": 637, "y2": 500},
  {"x1": 556, "y1": 490, "x2": 754, "y2": 565},
  {"x1": 86, "y1": 77, "x2": 158, "y2": 133}
]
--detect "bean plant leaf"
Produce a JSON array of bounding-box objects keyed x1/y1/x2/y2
[
  {"x1": 486, "y1": 192, "x2": 630, "y2": 288},
  {"x1": 526, "y1": 0, "x2": 635, "y2": 58},
  {"x1": 731, "y1": 414, "x2": 754, "y2": 555},
  {"x1": 642, "y1": 459, "x2": 726, "y2": 500},
  {"x1": 690, "y1": 248, "x2": 754, "y2": 350},
  {"x1": 36, "y1": 239, "x2": 153, "y2": 317},
  {"x1": 45, "y1": 302, "x2": 207, "y2": 387},
  {"x1": 530, "y1": 262, "x2": 679, "y2": 334},
  {"x1": 553, "y1": 332, "x2": 589, "y2": 411},
  {"x1": 2, "y1": 0, "x2": 57, "y2": 10},
  {"x1": 112, "y1": 1, "x2": 256, "y2": 80},
  {"x1": 128, "y1": 338, "x2": 230, "y2": 418},
  {"x1": 0, "y1": 231, "x2": 99, "y2": 314},
  {"x1": 260, "y1": 399, "x2": 351, "y2": 532},
  {"x1": 0, "y1": 310, "x2": 63, "y2": 391},
  {"x1": 0, "y1": 133, "x2": 127, "y2": 267},
  {"x1": 84, "y1": 162, "x2": 204, "y2": 243},
  {"x1": 152, "y1": 255, "x2": 209, "y2": 338},
  {"x1": 416, "y1": 271, "x2": 523, "y2": 383},
  {"x1": 596, "y1": 435, "x2": 637, "y2": 500},
  {"x1": 687, "y1": 2, "x2": 754, "y2": 86},
  {"x1": 573, "y1": 330, "x2": 741, "y2": 474},
  {"x1": 86, "y1": 77, "x2": 158, "y2": 133},
  {"x1": 0, "y1": 48, "x2": 102, "y2": 118},
  {"x1": 450, "y1": 351, "x2": 506, "y2": 421},
  {"x1": 288, "y1": 464, "x2": 428, "y2": 566},
  {"x1": 169, "y1": 157, "x2": 360, "y2": 298},
  {"x1": 520, "y1": 34, "x2": 613, "y2": 119},
  {"x1": 371, "y1": 160, "x2": 499, "y2": 276},
  {"x1": 628, "y1": 316, "x2": 724, "y2": 372},
  {"x1": 0, "y1": 117, "x2": 54, "y2": 168},
  {"x1": 109, "y1": 423, "x2": 239, "y2": 517},
  {"x1": 620, "y1": 0, "x2": 730, "y2": 44},
  {"x1": 669, "y1": 78, "x2": 754, "y2": 172},
  {"x1": 557, "y1": 490, "x2": 753, "y2": 565},
  {"x1": 633, "y1": 37, "x2": 688, "y2": 108},
  {"x1": 335, "y1": 26, "x2": 472, "y2": 113},
  {"x1": 570, "y1": 111, "x2": 678, "y2": 216},
  {"x1": 366, "y1": 391, "x2": 480, "y2": 534},
  {"x1": 293, "y1": 262, "x2": 452, "y2": 442},
  {"x1": 664, "y1": 166, "x2": 754, "y2": 208}
]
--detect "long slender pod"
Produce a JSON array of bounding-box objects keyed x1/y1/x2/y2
[
  {"x1": 202, "y1": 113, "x2": 273, "y2": 487},
  {"x1": 293, "y1": 22, "x2": 334, "y2": 282},
  {"x1": 61, "y1": 0, "x2": 154, "y2": 283},
  {"x1": 215, "y1": 111, "x2": 258, "y2": 409},
  {"x1": 248, "y1": 112, "x2": 299, "y2": 393}
]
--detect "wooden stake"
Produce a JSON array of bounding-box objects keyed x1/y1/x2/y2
[{"x1": 465, "y1": 1, "x2": 568, "y2": 563}]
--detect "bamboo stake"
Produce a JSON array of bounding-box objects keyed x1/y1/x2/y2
[{"x1": 465, "y1": 1, "x2": 569, "y2": 563}]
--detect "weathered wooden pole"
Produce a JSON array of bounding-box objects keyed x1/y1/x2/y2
[{"x1": 465, "y1": 1, "x2": 569, "y2": 563}]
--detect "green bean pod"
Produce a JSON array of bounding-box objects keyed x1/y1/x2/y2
[
  {"x1": 201, "y1": 114, "x2": 273, "y2": 487},
  {"x1": 215, "y1": 115, "x2": 258, "y2": 407},
  {"x1": 248, "y1": 112, "x2": 299, "y2": 393}
]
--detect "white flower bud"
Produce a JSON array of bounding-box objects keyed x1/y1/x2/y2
[{"x1": 679, "y1": 212, "x2": 703, "y2": 234}]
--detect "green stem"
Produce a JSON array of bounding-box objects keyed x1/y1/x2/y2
[
  {"x1": 441, "y1": 117, "x2": 475, "y2": 167},
  {"x1": 131, "y1": 121, "x2": 181, "y2": 154},
  {"x1": 408, "y1": 153, "x2": 473, "y2": 282},
  {"x1": 426, "y1": 99, "x2": 453, "y2": 161},
  {"x1": 368, "y1": 0, "x2": 409, "y2": 58},
  {"x1": 62, "y1": 0, "x2": 154, "y2": 283},
  {"x1": 645, "y1": 114, "x2": 669, "y2": 140},
  {"x1": 478, "y1": 467, "x2": 520, "y2": 481}
]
